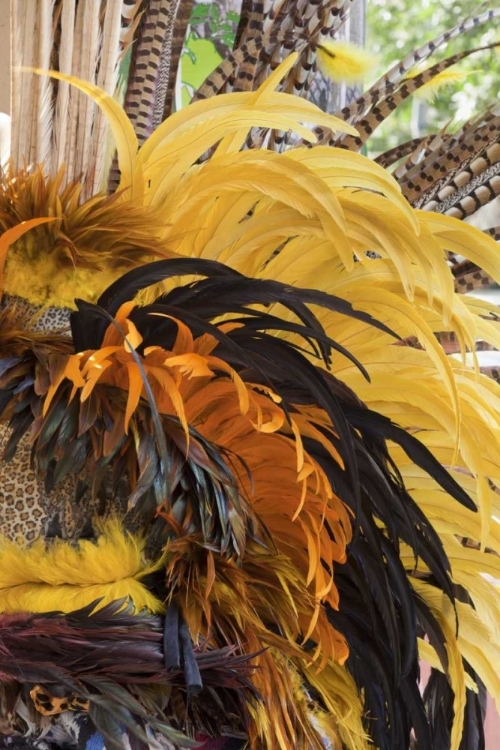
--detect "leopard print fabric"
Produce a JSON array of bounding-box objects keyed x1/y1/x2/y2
[
  {"x1": 0, "y1": 299, "x2": 73, "y2": 542},
  {"x1": 0, "y1": 430, "x2": 47, "y2": 543},
  {"x1": 29, "y1": 687, "x2": 89, "y2": 717},
  {"x1": 0, "y1": 298, "x2": 102, "y2": 542},
  {"x1": 0, "y1": 422, "x2": 119, "y2": 542},
  {"x1": 0, "y1": 423, "x2": 128, "y2": 543},
  {"x1": 1, "y1": 296, "x2": 72, "y2": 333}
]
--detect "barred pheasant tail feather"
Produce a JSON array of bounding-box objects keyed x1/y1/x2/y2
[
  {"x1": 330, "y1": 7, "x2": 500, "y2": 145},
  {"x1": 193, "y1": 0, "x2": 354, "y2": 100},
  {"x1": 123, "y1": 0, "x2": 178, "y2": 145},
  {"x1": 2, "y1": 2, "x2": 500, "y2": 750},
  {"x1": 192, "y1": 0, "x2": 355, "y2": 151},
  {"x1": 187, "y1": 0, "x2": 500, "y2": 270}
]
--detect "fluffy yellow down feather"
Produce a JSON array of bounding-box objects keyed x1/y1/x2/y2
[{"x1": 0, "y1": 521, "x2": 163, "y2": 614}]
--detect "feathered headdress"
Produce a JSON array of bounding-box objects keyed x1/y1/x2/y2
[{"x1": 1, "y1": 2, "x2": 500, "y2": 750}]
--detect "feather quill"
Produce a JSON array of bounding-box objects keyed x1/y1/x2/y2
[
  {"x1": 75, "y1": 0, "x2": 101, "y2": 195},
  {"x1": 64, "y1": 0, "x2": 84, "y2": 183},
  {"x1": 10, "y1": 0, "x2": 22, "y2": 170},
  {"x1": 106, "y1": 0, "x2": 144, "y2": 192},
  {"x1": 120, "y1": 0, "x2": 144, "y2": 58},
  {"x1": 124, "y1": 0, "x2": 172, "y2": 145},
  {"x1": 38, "y1": 68, "x2": 141, "y2": 199},
  {"x1": 91, "y1": 1, "x2": 123, "y2": 194},
  {"x1": 35, "y1": 0, "x2": 55, "y2": 169},
  {"x1": 14, "y1": 0, "x2": 38, "y2": 169},
  {"x1": 161, "y1": 0, "x2": 194, "y2": 120},
  {"x1": 53, "y1": 0, "x2": 76, "y2": 174},
  {"x1": 353, "y1": 6, "x2": 500, "y2": 113}
]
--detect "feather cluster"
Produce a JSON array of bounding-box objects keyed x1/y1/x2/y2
[
  {"x1": 0, "y1": 167, "x2": 169, "y2": 307},
  {"x1": 1, "y1": 2, "x2": 500, "y2": 750},
  {"x1": 1, "y1": 249, "x2": 500, "y2": 748},
  {"x1": 0, "y1": 600, "x2": 256, "y2": 748}
]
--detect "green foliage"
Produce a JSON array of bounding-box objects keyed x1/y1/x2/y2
[
  {"x1": 180, "y1": 37, "x2": 224, "y2": 107},
  {"x1": 366, "y1": 0, "x2": 500, "y2": 156},
  {"x1": 189, "y1": 2, "x2": 240, "y2": 47},
  {"x1": 179, "y1": 3, "x2": 240, "y2": 107}
]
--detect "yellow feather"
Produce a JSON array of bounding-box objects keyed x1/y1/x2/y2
[
  {"x1": 406, "y1": 561, "x2": 500, "y2": 689},
  {"x1": 4, "y1": 50, "x2": 500, "y2": 750},
  {"x1": 28, "y1": 67, "x2": 142, "y2": 200},
  {"x1": 407, "y1": 68, "x2": 471, "y2": 101},
  {"x1": 411, "y1": 579, "x2": 467, "y2": 750},
  {"x1": 418, "y1": 639, "x2": 478, "y2": 693},
  {"x1": 0, "y1": 521, "x2": 163, "y2": 614},
  {"x1": 215, "y1": 51, "x2": 299, "y2": 157},
  {"x1": 3, "y1": 252, "x2": 122, "y2": 309},
  {"x1": 0, "y1": 218, "x2": 56, "y2": 299},
  {"x1": 316, "y1": 41, "x2": 377, "y2": 83},
  {"x1": 138, "y1": 74, "x2": 356, "y2": 167},
  {"x1": 304, "y1": 662, "x2": 371, "y2": 750},
  {"x1": 285, "y1": 146, "x2": 411, "y2": 204},
  {"x1": 420, "y1": 212, "x2": 500, "y2": 288}
]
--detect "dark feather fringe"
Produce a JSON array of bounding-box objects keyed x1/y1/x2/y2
[{"x1": 0, "y1": 600, "x2": 257, "y2": 749}]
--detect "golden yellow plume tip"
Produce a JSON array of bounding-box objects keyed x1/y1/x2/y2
[
  {"x1": 408, "y1": 68, "x2": 473, "y2": 101},
  {"x1": 316, "y1": 41, "x2": 376, "y2": 83}
]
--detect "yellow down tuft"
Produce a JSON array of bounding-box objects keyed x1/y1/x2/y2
[
  {"x1": 408, "y1": 68, "x2": 472, "y2": 101},
  {"x1": 316, "y1": 41, "x2": 376, "y2": 83},
  {"x1": 0, "y1": 520, "x2": 164, "y2": 614}
]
